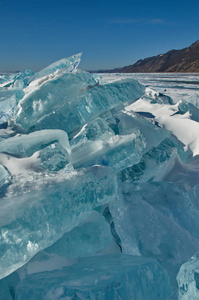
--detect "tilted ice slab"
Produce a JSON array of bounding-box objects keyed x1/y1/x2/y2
[
  {"x1": 177, "y1": 253, "x2": 199, "y2": 300},
  {"x1": 119, "y1": 137, "x2": 179, "y2": 183},
  {"x1": 16, "y1": 77, "x2": 145, "y2": 133},
  {"x1": 110, "y1": 182, "x2": 199, "y2": 289},
  {"x1": 0, "y1": 211, "x2": 115, "y2": 299},
  {"x1": 70, "y1": 117, "x2": 115, "y2": 147},
  {"x1": 177, "y1": 100, "x2": 199, "y2": 123},
  {"x1": 70, "y1": 108, "x2": 168, "y2": 172},
  {"x1": 36, "y1": 211, "x2": 113, "y2": 259},
  {"x1": 118, "y1": 135, "x2": 196, "y2": 186},
  {"x1": 14, "y1": 254, "x2": 172, "y2": 300},
  {"x1": 0, "y1": 129, "x2": 70, "y2": 157},
  {"x1": 142, "y1": 87, "x2": 174, "y2": 105},
  {"x1": 0, "y1": 165, "x2": 117, "y2": 280},
  {"x1": 30, "y1": 53, "x2": 82, "y2": 82},
  {"x1": 116, "y1": 110, "x2": 169, "y2": 151},
  {"x1": 38, "y1": 142, "x2": 73, "y2": 172},
  {"x1": 15, "y1": 211, "x2": 113, "y2": 282},
  {"x1": 70, "y1": 117, "x2": 115, "y2": 164},
  {"x1": 15, "y1": 70, "x2": 98, "y2": 132},
  {"x1": 71, "y1": 126, "x2": 147, "y2": 172},
  {"x1": 162, "y1": 155, "x2": 199, "y2": 191},
  {"x1": 14, "y1": 54, "x2": 82, "y2": 103}
]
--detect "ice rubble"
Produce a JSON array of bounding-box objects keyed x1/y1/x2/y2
[{"x1": 1, "y1": 53, "x2": 199, "y2": 299}]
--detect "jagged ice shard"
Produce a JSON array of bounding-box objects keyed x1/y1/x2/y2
[{"x1": 1, "y1": 53, "x2": 199, "y2": 299}]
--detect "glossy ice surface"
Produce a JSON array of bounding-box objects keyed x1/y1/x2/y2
[{"x1": 1, "y1": 55, "x2": 199, "y2": 299}]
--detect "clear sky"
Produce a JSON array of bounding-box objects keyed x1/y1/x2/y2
[{"x1": 0, "y1": 0, "x2": 199, "y2": 72}]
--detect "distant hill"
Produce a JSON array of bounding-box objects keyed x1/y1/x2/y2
[{"x1": 101, "y1": 41, "x2": 199, "y2": 73}]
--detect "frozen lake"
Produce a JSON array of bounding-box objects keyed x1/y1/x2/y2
[{"x1": 99, "y1": 72, "x2": 199, "y2": 104}]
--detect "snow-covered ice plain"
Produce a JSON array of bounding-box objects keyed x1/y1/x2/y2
[{"x1": 1, "y1": 54, "x2": 199, "y2": 299}]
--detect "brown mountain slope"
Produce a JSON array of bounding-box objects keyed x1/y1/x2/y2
[{"x1": 106, "y1": 40, "x2": 199, "y2": 73}]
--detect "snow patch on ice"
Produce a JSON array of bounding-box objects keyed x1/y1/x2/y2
[{"x1": 125, "y1": 99, "x2": 199, "y2": 156}]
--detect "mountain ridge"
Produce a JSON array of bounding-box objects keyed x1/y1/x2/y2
[{"x1": 100, "y1": 41, "x2": 199, "y2": 73}]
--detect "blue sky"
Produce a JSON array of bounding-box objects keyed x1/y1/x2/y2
[{"x1": 0, "y1": 0, "x2": 199, "y2": 72}]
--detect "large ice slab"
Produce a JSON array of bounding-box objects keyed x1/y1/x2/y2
[
  {"x1": 14, "y1": 254, "x2": 172, "y2": 300},
  {"x1": 0, "y1": 165, "x2": 117, "y2": 279},
  {"x1": 15, "y1": 71, "x2": 99, "y2": 131},
  {"x1": 16, "y1": 77, "x2": 145, "y2": 133},
  {"x1": 110, "y1": 182, "x2": 199, "y2": 289},
  {"x1": 15, "y1": 211, "x2": 113, "y2": 284},
  {"x1": 0, "y1": 278, "x2": 13, "y2": 300},
  {"x1": 44, "y1": 210, "x2": 113, "y2": 258}
]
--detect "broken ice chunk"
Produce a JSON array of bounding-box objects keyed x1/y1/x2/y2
[
  {"x1": 15, "y1": 71, "x2": 98, "y2": 131},
  {"x1": 118, "y1": 137, "x2": 178, "y2": 183},
  {"x1": 16, "y1": 211, "x2": 113, "y2": 281},
  {"x1": 38, "y1": 142, "x2": 73, "y2": 172},
  {"x1": 0, "y1": 165, "x2": 117, "y2": 280},
  {"x1": 14, "y1": 254, "x2": 172, "y2": 300},
  {"x1": 45, "y1": 211, "x2": 112, "y2": 258},
  {"x1": 71, "y1": 130, "x2": 146, "y2": 172},
  {"x1": 0, "y1": 129, "x2": 71, "y2": 156},
  {"x1": 110, "y1": 182, "x2": 199, "y2": 289},
  {"x1": 0, "y1": 277, "x2": 13, "y2": 300}
]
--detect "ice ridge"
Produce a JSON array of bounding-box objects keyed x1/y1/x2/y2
[{"x1": 1, "y1": 53, "x2": 199, "y2": 299}]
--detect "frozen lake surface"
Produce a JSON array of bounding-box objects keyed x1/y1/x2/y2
[{"x1": 100, "y1": 72, "x2": 199, "y2": 104}]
